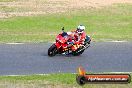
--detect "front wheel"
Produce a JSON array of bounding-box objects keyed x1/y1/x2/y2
[{"x1": 48, "y1": 44, "x2": 58, "y2": 57}]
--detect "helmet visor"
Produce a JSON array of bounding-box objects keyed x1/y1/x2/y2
[{"x1": 77, "y1": 29, "x2": 83, "y2": 34}]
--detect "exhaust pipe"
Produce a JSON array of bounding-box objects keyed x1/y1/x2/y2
[{"x1": 77, "y1": 44, "x2": 90, "y2": 53}]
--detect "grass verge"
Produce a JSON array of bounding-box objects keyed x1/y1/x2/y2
[
  {"x1": 0, "y1": 73, "x2": 132, "y2": 88},
  {"x1": 0, "y1": 4, "x2": 132, "y2": 43}
]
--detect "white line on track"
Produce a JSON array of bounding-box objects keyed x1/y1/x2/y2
[
  {"x1": 6, "y1": 43, "x2": 24, "y2": 45},
  {"x1": 102, "y1": 72, "x2": 132, "y2": 74},
  {"x1": 2, "y1": 74, "x2": 50, "y2": 76},
  {"x1": 107, "y1": 41, "x2": 128, "y2": 43},
  {"x1": 2, "y1": 72, "x2": 132, "y2": 76}
]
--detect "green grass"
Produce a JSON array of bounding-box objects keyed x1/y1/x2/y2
[
  {"x1": 0, "y1": 73, "x2": 131, "y2": 88},
  {"x1": 0, "y1": 4, "x2": 132, "y2": 43}
]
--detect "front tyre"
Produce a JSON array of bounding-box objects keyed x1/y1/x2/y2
[{"x1": 48, "y1": 44, "x2": 58, "y2": 57}]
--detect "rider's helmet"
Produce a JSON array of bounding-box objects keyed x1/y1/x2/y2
[{"x1": 76, "y1": 25, "x2": 85, "y2": 35}]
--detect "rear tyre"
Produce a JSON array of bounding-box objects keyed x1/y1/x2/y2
[
  {"x1": 72, "y1": 46, "x2": 84, "y2": 56},
  {"x1": 48, "y1": 44, "x2": 58, "y2": 57}
]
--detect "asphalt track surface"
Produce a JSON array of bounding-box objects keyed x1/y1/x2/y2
[{"x1": 0, "y1": 42, "x2": 132, "y2": 75}]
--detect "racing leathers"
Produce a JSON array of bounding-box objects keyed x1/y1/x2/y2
[{"x1": 67, "y1": 30, "x2": 86, "y2": 51}]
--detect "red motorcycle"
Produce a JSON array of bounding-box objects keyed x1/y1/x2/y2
[{"x1": 48, "y1": 27, "x2": 91, "y2": 57}]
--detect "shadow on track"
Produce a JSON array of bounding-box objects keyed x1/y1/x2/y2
[{"x1": 42, "y1": 52, "x2": 81, "y2": 57}]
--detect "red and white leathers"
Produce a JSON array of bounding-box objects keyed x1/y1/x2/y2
[{"x1": 67, "y1": 30, "x2": 86, "y2": 51}]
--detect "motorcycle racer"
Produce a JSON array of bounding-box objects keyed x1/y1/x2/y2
[
  {"x1": 48, "y1": 26, "x2": 91, "y2": 56},
  {"x1": 67, "y1": 25, "x2": 86, "y2": 51}
]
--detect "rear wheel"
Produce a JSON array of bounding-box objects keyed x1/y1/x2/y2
[
  {"x1": 72, "y1": 46, "x2": 84, "y2": 56},
  {"x1": 48, "y1": 44, "x2": 58, "y2": 57}
]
